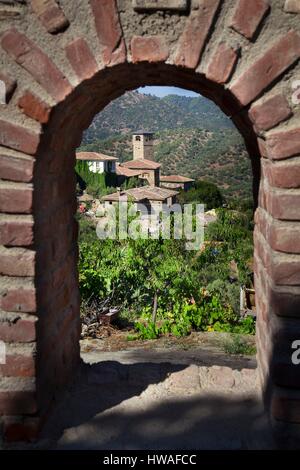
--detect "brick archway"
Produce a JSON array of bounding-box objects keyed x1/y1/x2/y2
[{"x1": 0, "y1": 0, "x2": 300, "y2": 445}]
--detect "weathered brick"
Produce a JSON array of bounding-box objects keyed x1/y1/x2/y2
[
  {"x1": 267, "y1": 189, "x2": 300, "y2": 221},
  {"x1": 268, "y1": 220, "x2": 300, "y2": 254},
  {"x1": 3, "y1": 416, "x2": 40, "y2": 442},
  {"x1": 0, "y1": 182, "x2": 32, "y2": 214},
  {"x1": 0, "y1": 152, "x2": 34, "y2": 183},
  {"x1": 271, "y1": 386, "x2": 300, "y2": 423},
  {"x1": 89, "y1": 0, "x2": 126, "y2": 66},
  {"x1": 65, "y1": 38, "x2": 98, "y2": 81},
  {"x1": 229, "y1": 0, "x2": 270, "y2": 40},
  {"x1": 174, "y1": 0, "x2": 220, "y2": 69},
  {"x1": 30, "y1": 0, "x2": 69, "y2": 34},
  {"x1": 0, "y1": 391, "x2": 37, "y2": 414},
  {"x1": 270, "y1": 253, "x2": 300, "y2": 285},
  {"x1": 0, "y1": 353, "x2": 35, "y2": 377},
  {"x1": 0, "y1": 247, "x2": 35, "y2": 277},
  {"x1": 131, "y1": 35, "x2": 169, "y2": 63},
  {"x1": 0, "y1": 71, "x2": 17, "y2": 103},
  {"x1": 284, "y1": 0, "x2": 300, "y2": 13},
  {"x1": 249, "y1": 94, "x2": 292, "y2": 132},
  {"x1": 18, "y1": 91, "x2": 51, "y2": 124},
  {"x1": 0, "y1": 317, "x2": 37, "y2": 341},
  {"x1": 269, "y1": 285, "x2": 300, "y2": 318},
  {"x1": 230, "y1": 31, "x2": 300, "y2": 106},
  {"x1": 265, "y1": 126, "x2": 300, "y2": 160},
  {"x1": 0, "y1": 286, "x2": 36, "y2": 313},
  {"x1": 206, "y1": 43, "x2": 238, "y2": 84},
  {"x1": 1, "y1": 28, "x2": 72, "y2": 101},
  {"x1": 0, "y1": 119, "x2": 39, "y2": 155},
  {"x1": 264, "y1": 159, "x2": 300, "y2": 189},
  {"x1": 0, "y1": 215, "x2": 33, "y2": 246}
]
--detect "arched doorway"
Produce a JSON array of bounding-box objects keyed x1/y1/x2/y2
[{"x1": 0, "y1": 0, "x2": 300, "y2": 446}]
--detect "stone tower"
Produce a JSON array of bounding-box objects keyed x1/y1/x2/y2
[{"x1": 132, "y1": 131, "x2": 154, "y2": 160}]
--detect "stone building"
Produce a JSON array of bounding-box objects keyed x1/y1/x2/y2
[{"x1": 160, "y1": 174, "x2": 195, "y2": 191}]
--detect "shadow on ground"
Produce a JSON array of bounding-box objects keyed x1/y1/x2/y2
[{"x1": 38, "y1": 356, "x2": 274, "y2": 450}]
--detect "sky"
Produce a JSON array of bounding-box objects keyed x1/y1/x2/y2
[{"x1": 137, "y1": 86, "x2": 199, "y2": 98}]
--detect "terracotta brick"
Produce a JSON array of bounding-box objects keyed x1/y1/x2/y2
[
  {"x1": 0, "y1": 391, "x2": 37, "y2": 415},
  {"x1": 0, "y1": 216, "x2": 33, "y2": 246},
  {"x1": 1, "y1": 28, "x2": 72, "y2": 101},
  {"x1": 0, "y1": 152, "x2": 34, "y2": 183},
  {"x1": 269, "y1": 285, "x2": 300, "y2": 318},
  {"x1": 0, "y1": 287, "x2": 36, "y2": 313},
  {"x1": 0, "y1": 247, "x2": 35, "y2": 277},
  {"x1": 0, "y1": 317, "x2": 37, "y2": 341},
  {"x1": 65, "y1": 38, "x2": 98, "y2": 81},
  {"x1": 0, "y1": 71, "x2": 17, "y2": 103},
  {"x1": 131, "y1": 35, "x2": 169, "y2": 63},
  {"x1": 257, "y1": 137, "x2": 267, "y2": 158},
  {"x1": 267, "y1": 190, "x2": 300, "y2": 221},
  {"x1": 3, "y1": 416, "x2": 40, "y2": 442},
  {"x1": 89, "y1": 0, "x2": 126, "y2": 66},
  {"x1": 265, "y1": 127, "x2": 300, "y2": 160},
  {"x1": 30, "y1": 0, "x2": 69, "y2": 34},
  {"x1": 284, "y1": 0, "x2": 300, "y2": 13},
  {"x1": 174, "y1": 0, "x2": 220, "y2": 69},
  {"x1": 18, "y1": 91, "x2": 51, "y2": 124},
  {"x1": 264, "y1": 159, "x2": 300, "y2": 189},
  {"x1": 230, "y1": 31, "x2": 300, "y2": 106},
  {"x1": 0, "y1": 354, "x2": 36, "y2": 377},
  {"x1": 0, "y1": 182, "x2": 32, "y2": 214},
  {"x1": 249, "y1": 94, "x2": 292, "y2": 132},
  {"x1": 206, "y1": 43, "x2": 238, "y2": 84},
  {"x1": 272, "y1": 387, "x2": 300, "y2": 423},
  {"x1": 0, "y1": 119, "x2": 39, "y2": 155},
  {"x1": 269, "y1": 221, "x2": 300, "y2": 254},
  {"x1": 229, "y1": 0, "x2": 270, "y2": 40},
  {"x1": 270, "y1": 254, "x2": 300, "y2": 286}
]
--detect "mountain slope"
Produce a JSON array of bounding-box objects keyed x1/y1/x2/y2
[{"x1": 83, "y1": 91, "x2": 233, "y2": 142}]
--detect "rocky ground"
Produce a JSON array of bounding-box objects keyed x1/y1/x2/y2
[{"x1": 16, "y1": 331, "x2": 274, "y2": 450}]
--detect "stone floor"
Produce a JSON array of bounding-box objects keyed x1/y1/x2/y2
[{"x1": 35, "y1": 344, "x2": 275, "y2": 450}]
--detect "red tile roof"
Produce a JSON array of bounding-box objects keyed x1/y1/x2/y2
[
  {"x1": 121, "y1": 159, "x2": 161, "y2": 170},
  {"x1": 102, "y1": 186, "x2": 178, "y2": 202},
  {"x1": 160, "y1": 175, "x2": 195, "y2": 183},
  {"x1": 76, "y1": 152, "x2": 118, "y2": 162},
  {"x1": 116, "y1": 166, "x2": 143, "y2": 177}
]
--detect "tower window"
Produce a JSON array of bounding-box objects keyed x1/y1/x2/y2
[{"x1": 135, "y1": 136, "x2": 141, "y2": 141}]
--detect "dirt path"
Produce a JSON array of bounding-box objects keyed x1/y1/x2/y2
[{"x1": 30, "y1": 332, "x2": 275, "y2": 450}]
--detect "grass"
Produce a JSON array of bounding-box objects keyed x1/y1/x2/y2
[{"x1": 222, "y1": 334, "x2": 256, "y2": 356}]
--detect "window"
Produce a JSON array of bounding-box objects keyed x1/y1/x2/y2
[{"x1": 135, "y1": 136, "x2": 141, "y2": 141}]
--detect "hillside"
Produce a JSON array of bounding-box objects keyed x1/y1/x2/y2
[
  {"x1": 83, "y1": 91, "x2": 233, "y2": 142},
  {"x1": 80, "y1": 91, "x2": 252, "y2": 200}
]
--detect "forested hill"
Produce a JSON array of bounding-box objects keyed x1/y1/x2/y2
[{"x1": 82, "y1": 91, "x2": 233, "y2": 142}]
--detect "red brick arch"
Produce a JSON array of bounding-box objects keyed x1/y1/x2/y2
[{"x1": 0, "y1": 0, "x2": 300, "y2": 445}]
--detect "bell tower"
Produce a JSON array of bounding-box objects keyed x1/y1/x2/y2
[{"x1": 132, "y1": 131, "x2": 154, "y2": 160}]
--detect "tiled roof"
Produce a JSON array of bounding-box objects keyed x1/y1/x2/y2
[
  {"x1": 102, "y1": 186, "x2": 178, "y2": 202},
  {"x1": 116, "y1": 166, "x2": 143, "y2": 177},
  {"x1": 121, "y1": 159, "x2": 161, "y2": 170},
  {"x1": 76, "y1": 152, "x2": 118, "y2": 162},
  {"x1": 160, "y1": 175, "x2": 195, "y2": 183}
]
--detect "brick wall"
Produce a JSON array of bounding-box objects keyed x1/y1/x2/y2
[{"x1": 0, "y1": 0, "x2": 299, "y2": 446}]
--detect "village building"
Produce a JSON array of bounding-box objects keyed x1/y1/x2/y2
[
  {"x1": 118, "y1": 158, "x2": 161, "y2": 186},
  {"x1": 101, "y1": 186, "x2": 178, "y2": 212},
  {"x1": 76, "y1": 151, "x2": 118, "y2": 174},
  {"x1": 132, "y1": 131, "x2": 154, "y2": 160},
  {"x1": 160, "y1": 174, "x2": 195, "y2": 191}
]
